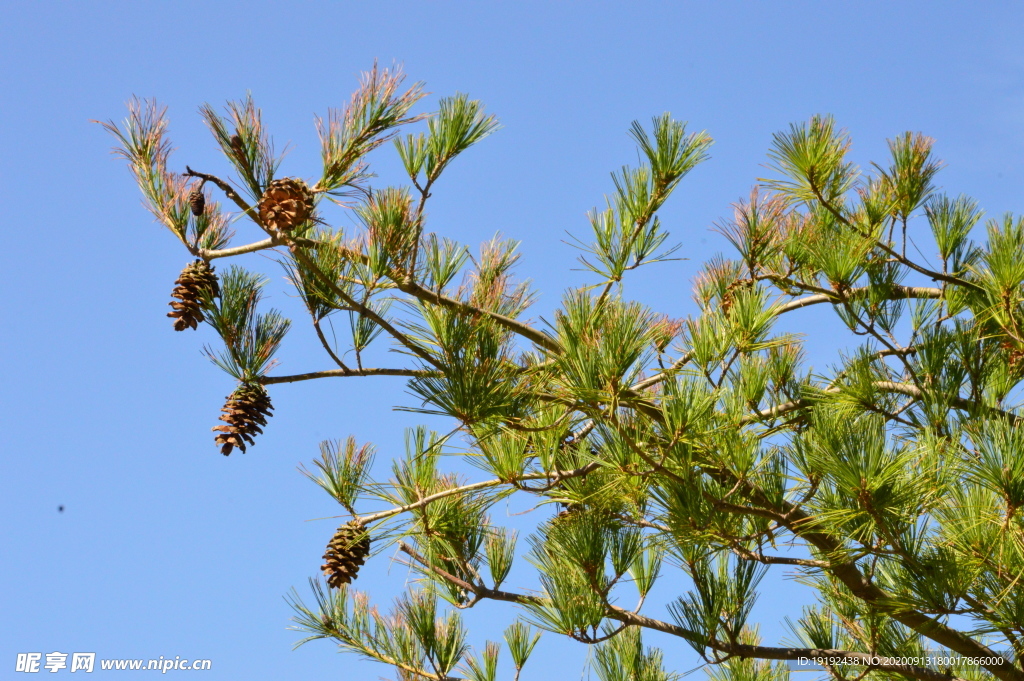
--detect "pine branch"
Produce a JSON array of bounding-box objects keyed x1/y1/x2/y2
[
  {"x1": 808, "y1": 179, "x2": 983, "y2": 293},
  {"x1": 592, "y1": 386, "x2": 1022, "y2": 680},
  {"x1": 261, "y1": 368, "x2": 435, "y2": 384},
  {"x1": 399, "y1": 542, "x2": 540, "y2": 606},
  {"x1": 312, "y1": 319, "x2": 351, "y2": 372},
  {"x1": 192, "y1": 205, "x2": 561, "y2": 353},
  {"x1": 280, "y1": 231, "x2": 559, "y2": 353},
  {"x1": 184, "y1": 166, "x2": 258, "y2": 221},
  {"x1": 627, "y1": 286, "x2": 940, "y2": 396},
  {"x1": 395, "y1": 279, "x2": 561, "y2": 353},
  {"x1": 287, "y1": 244, "x2": 444, "y2": 370},
  {"x1": 729, "y1": 546, "x2": 829, "y2": 568},
  {"x1": 401, "y1": 543, "x2": 974, "y2": 681},
  {"x1": 738, "y1": 382, "x2": 1021, "y2": 426},
  {"x1": 705, "y1": 456, "x2": 1024, "y2": 681},
  {"x1": 608, "y1": 608, "x2": 976, "y2": 681},
  {"x1": 200, "y1": 237, "x2": 280, "y2": 259},
  {"x1": 592, "y1": 183, "x2": 670, "y2": 308},
  {"x1": 360, "y1": 462, "x2": 599, "y2": 525},
  {"x1": 631, "y1": 352, "x2": 695, "y2": 392},
  {"x1": 774, "y1": 286, "x2": 943, "y2": 315}
]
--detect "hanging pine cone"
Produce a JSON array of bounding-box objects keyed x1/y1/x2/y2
[
  {"x1": 167, "y1": 260, "x2": 219, "y2": 331},
  {"x1": 188, "y1": 186, "x2": 206, "y2": 216},
  {"x1": 212, "y1": 383, "x2": 273, "y2": 456},
  {"x1": 322, "y1": 520, "x2": 371, "y2": 588},
  {"x1": 258, "y1": 178, "x2": 314, "y2": 232},
  {"x1": 229, "y1": 133, "x2": 245, "y2": 161}
]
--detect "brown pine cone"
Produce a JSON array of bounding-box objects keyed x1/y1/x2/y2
[
  {"x1": 322, "y1": 520, "x2": 371, "y2": 588},
  {"x1": 229, "y1": 134, "x2": 245, "y2": 161},
  {"x1": 167, "y1": 260, "x2": 219, "y2": 331},
  {"x1": 257, "y1": 178, "x2": 314, "y2": 232},
  {"x1": 187, "y1": 187, "x2": 206, "y2": 216},
  {"x1": 212, "y1": 383, "x2": 273, "y2": 455}
]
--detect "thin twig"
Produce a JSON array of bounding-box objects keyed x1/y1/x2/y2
[
  {"x1": 261, "y1": 368, "x2": 434, "y2": 384},
  {"x1": 809, "y1": 181, "x2": 983, "y2": 293},
  {"x1": 312, "y1": 318, "x2": 350, "y2": 372},
  {"x1": 396, "y1": 279, "x2": 561, "y2": 353},
  {"x1": 288, "y1": 243, "x2": 445, "y2": 370},
  {"x1": 359, "y1": 462, "x2": 600, "y2": 525},
  {"x1": 184, "y1": 166, "x2": 258, "y2": 219}
]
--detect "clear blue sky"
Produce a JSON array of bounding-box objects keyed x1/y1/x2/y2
[{"x1": 2, "y1": 2, "x2": 1023, "y2": 679}]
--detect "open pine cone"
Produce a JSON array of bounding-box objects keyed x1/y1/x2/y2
[
  {"x1": 257, "y1": 178, "x2": 314, "y2": 232},
  {"x1": 212, "y1": 383, "x2": 273, "y2": 455},
  {"x1": 322, "y1": 520, "x2": 371, "y2": 588},
  {"x1": 167, "y1": 260, "x2": 219, "y2": 331}
]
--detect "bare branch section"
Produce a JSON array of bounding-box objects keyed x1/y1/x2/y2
[
  {"x1": 199, "y1": 237, "x2": 279, "y2": 259},
  {"x1": 360, "y1": 462, "x2": 599, "y2": 525},
  {"x1": 261, "y1": 368, "x2": 435, "y2": 384},
  {"x1": 774, "y1": 285, "x2": 943, "y2": 315}
]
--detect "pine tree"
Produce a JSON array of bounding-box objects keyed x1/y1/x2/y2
[{"x1": 102, "y1": 65, "x2": 1024, "y2": 681}]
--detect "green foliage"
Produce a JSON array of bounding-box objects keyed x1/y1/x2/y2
[
  {"x1": 594, "y1": 626, "x2": 679, "y2": 681},
  {"x1": 630, "y1": 113, "x2": 712, "y2": 194},
  {"x1": 398, "y1": 93, "x2": 499, "y2": 187},
  {"x1": 107, "y1": 68, "x2": 1024, "y2": 681},
  {"x1": 299, "y1": 437, "x2": 375, "y2": 515},
  {"x1": 203, "y1": 266, "x2": 290, "y2": 381},
  {"x1": 926, "y1": 194, "x2": 981, "y2": 268},
  {"x1": 317, "y1": 63, "x2": 426, "y2": 198},
  {"x1": 283, "y1": 228, "x2": 352, "y2": 321},
  {"x1": 669, "y1": 553, "x2": 766, "y2": 655},
  {"x1": 363, "y1": 186, "x2": 420, "y2": 275},
  {"x1": 503, "y1": 621, "x2": 540, "y2": 674},
  {"x1": 199, "y1": 93, "x2": 281, "y2": 201},
  {"x1": 404, "y1": 238, "x2": 534, "y2": 424},
  {"x1": 463, "y1": 641, "x2": 500, "y2": 681},
  {"x1": 572, "y1": 115, "x2": 711, "y2": 287},
  {"x1": 765, "y1": 115, "x2": 858, "y2": 205},
  {"x1": 99, "y1": 98, "x2": 233, "y2": 252},
  {"x1": 877, "y1": 132, "x2": 941, "y2": 222}
]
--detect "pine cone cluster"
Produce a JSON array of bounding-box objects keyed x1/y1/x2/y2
[
  {"x1": 322, "y1": 520, "x2": 371, "y2": 588},
  {"x1": 212, "y1": 383, "x2": 273, "y2": 456},
  {"x1": 167, "y1": 260, "x2": 219, "y2": 331},
  {"x1": 257, "y1": 178, "x2": 314, "y2": 232}
]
